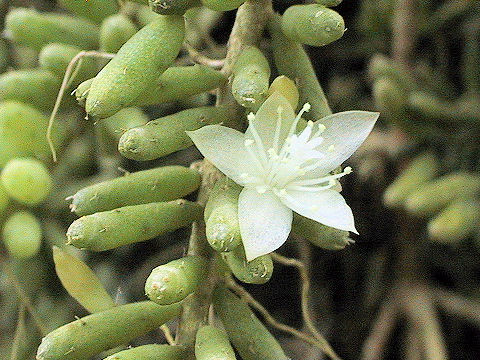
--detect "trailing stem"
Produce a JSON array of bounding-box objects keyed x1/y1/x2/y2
[{"x1": 175, "y1": 0, "x2": 273, "y2": 347}]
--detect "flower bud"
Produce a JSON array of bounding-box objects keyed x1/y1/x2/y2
[{"x1": 267, "y1": 75, "x2": 300, "y2": 111}]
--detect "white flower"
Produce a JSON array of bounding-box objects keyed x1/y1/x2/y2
[{"x1": 188, "y1": 93, "x2": 379, "y2": 261}]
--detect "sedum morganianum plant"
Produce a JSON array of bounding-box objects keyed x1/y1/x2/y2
[
  {"x1": 189, "y1": 92, "x2": 379, "y2": 260},
  {"x1": 0, "y1": 0, "x2": 386, "y2": 358}
]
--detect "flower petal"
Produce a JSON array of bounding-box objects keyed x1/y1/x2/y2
[
  {"x1": 187, "y1": 125, "x2": 256, "y2": 185},
  {"x1": 308, "y1": 111, "x2": 379, "y2": 176},
  {"x1": 281, "y1": 189, "x2": 357, "y2": 233},
  {"x1": 238, "y1": 188, "x2": 293, "y2": 261},
  {"x1": 245, "y1": 92, "x2": 296, "y2": 150}
]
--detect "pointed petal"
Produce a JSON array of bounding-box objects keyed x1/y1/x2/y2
[
  {"x1": 187, "y1": 125, "x2": 255, "y2": 185},
  {"x1": 238, "y1": 188, "x2": 293, "y2": 261},
  {"x1": 245, "y1": 92, "x2": 296, "y2": 150},
  {"x1": 281, "y1": 189, "x2": 357, "y2": 233},
  {"x1": 308, "y1": 111, "x2": 379, "y2": 176}
]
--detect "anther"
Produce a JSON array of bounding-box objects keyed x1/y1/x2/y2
[
  {"x1": 267, "y1": 148, "x2": 277, "y2": 159},
  {"x1": 344, "y1": 166, "x2": 353, "y2": 174},
  {"x1": 303, "y1": 103, "x2": 311, "y2": 112},
  {"x1": 256, "y1": 186, "x2": 267, "y2": 194},
  {"x1": 247, "y1": 113, "x2": 255, "y2": 122}
]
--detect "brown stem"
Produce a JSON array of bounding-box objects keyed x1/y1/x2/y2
[
  {"x1": 401, "y1": 285, "x2": 449, "y2": 360},
  {"x1": 360, "y1": 296, "x2": 399, "y2": 360},
  {"x1": 392, "y1": 0, "x2": 416, "y2": 66},
  {"x1": 175, "y1": 0, "x2": 272, "y2": 347},
  {"x1": 433, "y1": 288, "x2": 480, "y2": 327}
]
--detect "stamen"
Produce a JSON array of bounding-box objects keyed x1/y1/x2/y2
[
  {"x1": 244, "y1": 138, "x2": 265, "y2": 173},
  {"x1": 287, "y1": 103, "x2": 310, "y2": 139},
  {"x1": 289, "y1": 167, "x2": 354, "y2": 186},
  {"x1": 299, "y1": 161, "x2": 324, "y2": 173},
  {"x1": 239, "y1": 172, "x2": 263, "y2": 185},
  {"x1": 247, "y1": 115, "x2": 269, "y2": 165},
  {"x1": 287, "y1": 184, "x2": 334, "y2": 192},
  {"x1": 273, "y1": 188, "x2": 287, "y2": 197},
  {"x1": 272, "y1": 106, "x2": 283, "y2": 153},
  {"x1": 316, "y1": 123, "x2": 326, "y2": 135},
  {"x1": 297, "y1": 123, "x2": 313, "y2": 142}
]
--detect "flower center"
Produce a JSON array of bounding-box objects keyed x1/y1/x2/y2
[{"x1": 241, "y1": 103, "x2": 352, "y2": 195}]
